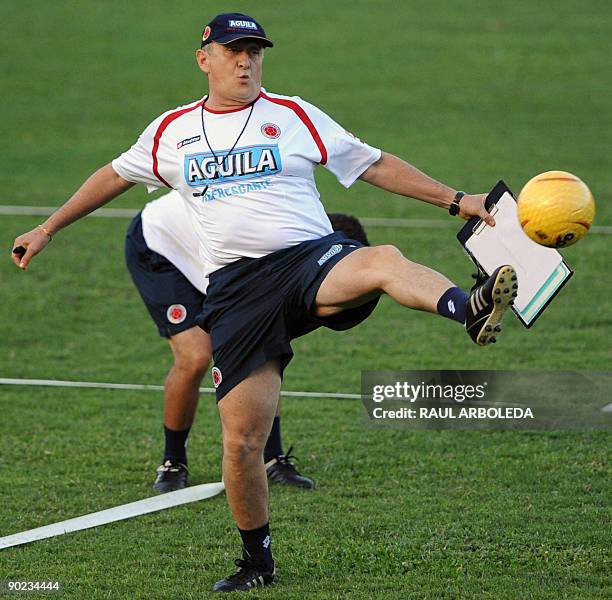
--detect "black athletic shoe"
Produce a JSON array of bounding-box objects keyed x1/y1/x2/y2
[
  {"x1": 471, "y1": 266, "x2": 488, "y2": 288},
  {"x1": 465, "y1": 265, "x2": 518, "y2": 346},
  {"x1": 152, "y1": 459, "x2": 188, "y2": 493},
  {"x1": 212, "y1": 556, "x2": 276, "y2": 592},
  {"x1": 265, "y1": 446, "x2": 314, "y2": 490}
]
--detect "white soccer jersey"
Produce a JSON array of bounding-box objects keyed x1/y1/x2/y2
[
  {"x1": 140, "y1": 190, "x2": 208, "y2": 294},
  {"x1": 113, "y1": 89, "x2": 381, "y2": 275}
]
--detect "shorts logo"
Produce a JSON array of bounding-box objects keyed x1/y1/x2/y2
[
  {"x1": 261, "y1": 123, "x2": 281, "y2": 139},
  {"x1": 212, "y1": 367, "x2": 223, "y2": 388},
  {"x1": 202, "y1": 26, "x2": 211, "y2": 42},
  {"x1": 317, "y1": 244, "x2": 343, "y2": 266},
  {"x1": 177, "y1": 135, "x2": 201, "y2": 150},
  {"x1": 167, "y1": 304, "x2": 187, "y2": 324}
]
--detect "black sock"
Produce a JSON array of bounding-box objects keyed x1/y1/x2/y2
[
  {"x1": 238, "y1": 522, "x2": 273, "y2": 570},
  {"x1": 437, "y1": 287, "x2": 468, "y2": 324},
  {"x1": 163, "y1": 425, "x2": 190, "y2": 465},
  {"x1": 264, "y1": 416, "x2": 283, "y2": 462}
]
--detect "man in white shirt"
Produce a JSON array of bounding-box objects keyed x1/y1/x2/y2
[
  {"x1": 12, "y1": 11, "x2": 517, "y2": 592},
  {"x1": 127, "y1": 190, "x2": 370, "y2": 493}
]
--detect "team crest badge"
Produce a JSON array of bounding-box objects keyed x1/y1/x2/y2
[
  {"x1": 261, "y1": 123, "x2": 281, "y2": 139},
  {"x1": 167, "y1": 304, "x2": 187, "y2": 324},
  {"x1": 202, "y1": 26, "x2": 211, "y2": 42},
  {"x1": 212, "y1": 367, "x2": 223, "y2": 388}
]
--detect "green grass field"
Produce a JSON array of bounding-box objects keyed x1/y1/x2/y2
[{"x1": 1, "y1": 1, "x2": 610, "y2": 598}]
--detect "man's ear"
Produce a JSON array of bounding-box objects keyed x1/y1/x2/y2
[{"x1": 196, "y1": 48, "x2": 210, "y2": 75}]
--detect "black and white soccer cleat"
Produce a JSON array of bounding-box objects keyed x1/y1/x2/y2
[
  {"x1": 470, "y1": 265, "x2": 488, "y2": 288},
  {"x1": 212, "y1": 556, "x2": 277, "y2": 593},
  {"x1": 266, "y1": 446, "x2": 314, "y2": 490},
  {"x1": 465, "y1": 265, "x2": 518, "y2": 346},
  {"x1": 152, "y1": 459, "x2": 188, "y2": 493}
]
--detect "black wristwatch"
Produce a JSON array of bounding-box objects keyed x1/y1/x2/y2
[{"x1": 448, "y1": 191, "x2": 466, "y2": 216}]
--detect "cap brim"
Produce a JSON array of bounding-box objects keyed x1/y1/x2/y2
[{"x1": 215, "y1": 33, "x2": 274, "y2": 48}]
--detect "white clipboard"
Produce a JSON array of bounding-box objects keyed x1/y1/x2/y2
[{"x1": 457, "y1": 181, "x2": 573, "y2": 328}]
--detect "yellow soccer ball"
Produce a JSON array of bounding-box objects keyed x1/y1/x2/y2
[{"x1": 517, "y1": 171, "x2": 595, "y2": 247}]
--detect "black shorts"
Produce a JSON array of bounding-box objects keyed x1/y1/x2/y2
[
  {"x1": 198, "y1": 232, "x2": 380, "y2": 401},
  {"x1": 125, "y1": 213, "x2": 206, "y2": 338}
]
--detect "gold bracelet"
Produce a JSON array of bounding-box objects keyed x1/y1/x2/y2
[{"x1": 37, "y1": 224, "x2": 53, "y2": 240}]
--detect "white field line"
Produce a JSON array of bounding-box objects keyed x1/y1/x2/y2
[
  {"x1": 0, "y1": 481, "x2": 225, "y2": 550},
  {"x1": 0, "y1": 377, "x2": 362, "y2": 400},
  {"x1": 0, "y1": 377, "x2": 525, "y2": 406},
  {"x1": 1, "y1": 205, "x2": 610, "y2": 233},
  {"x1": 0, "y1": 205, "x2": 139, "y2": 218}
]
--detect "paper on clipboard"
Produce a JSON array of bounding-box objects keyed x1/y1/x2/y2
[{"x1": 457, "y1": 181, "x2": 573, "y2": 328}]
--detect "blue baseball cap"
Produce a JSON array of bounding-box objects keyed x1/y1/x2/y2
[{"x1": 200, "y1": 13, "x2": 274, "y2": 48}]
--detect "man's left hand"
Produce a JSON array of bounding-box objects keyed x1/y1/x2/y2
[{"x1": 458, "y1": 194, "x2": 495, "y2": 227}]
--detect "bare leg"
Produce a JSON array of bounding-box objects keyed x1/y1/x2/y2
[
  {"x1": 315, "y1": 245, "x2": 454, "y2": 317},
  {"x1": 218, "y1": 360, "x2": 281, "y2": 529},
  {"x1": 164, "y1": 326, "x2": 212, "y2": 430}
]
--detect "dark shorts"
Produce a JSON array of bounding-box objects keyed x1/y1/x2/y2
[
  {"x1": 198, "y1": 232, "x2": 380, "y2": 401},
  {"x1": 125, "y1": 213, "x2": 206, "y2": 338}
]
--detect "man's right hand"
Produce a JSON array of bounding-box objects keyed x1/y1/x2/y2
[
  {"x1": 10, "y1": 163, "x2": 134, "y2": 271},
  {"x1": 11, "y1": 226, "x2": 53, "y2": 270}
]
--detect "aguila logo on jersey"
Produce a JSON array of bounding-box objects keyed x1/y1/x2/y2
[
  {"x1": 212, "y1": 367, "x2": 222, "y2": 388},
  {"x1": 167, "y1": 304, "x2": 187, "y2": 324},
  {"x1": 228, "y1": 19, "x2": 257, "y2": 29},
  {"x1": 261, "y1": 123, "x2": 281, "y2": 139},
  {"x1": 184, "y1": 145, "x2": 282, "y2": 187}
]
